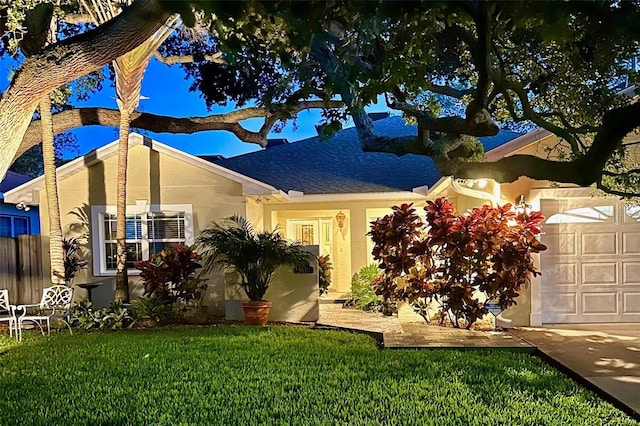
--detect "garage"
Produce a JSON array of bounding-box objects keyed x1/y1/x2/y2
[{"x1": 540, "y1": 198, "x2": 640, "y2": 323}]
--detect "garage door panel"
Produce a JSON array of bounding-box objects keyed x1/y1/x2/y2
[
  {"x1": 544, "y1": 262, "x2": 577, "y2": 285},
  {"x1": 624, "y1": 293, "x2": 640, "y2": 314},
  {"x1": 622, "y1": 233, "x2": 640, "y2": 254},
  {"x1": 543, "y1": 233, "x2": 577, "y2": 256},
  {"x1": 582, "y1": 292, "x2": 618, "y2": 314},
  {"x1": 542, "y1": 293, "x2": 577, "y2": 314},
  {"x1": 581, "y1": 233, "x2": 617, "y2": 255},
  {"x1": 582, "y1": 263, "x2": 617, "y2": 285},
  {"x1": 622, "y1": 263, "x2": 640, "y2": 284}
]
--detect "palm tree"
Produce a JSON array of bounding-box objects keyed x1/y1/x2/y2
[
  {"x1": 40, "y1": 95, "x2": 65, "y2": 284},
  {"x1": 82, "y1": 0, "x2": 178, "y2": 301},
  {"x1": 196, "y1": 215, "x2": 313, "y2": 302}
]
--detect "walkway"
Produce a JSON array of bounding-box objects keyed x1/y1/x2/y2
[
  {"x1": 317, "y1": 303, "x2": 532, "y2": 349},
  {"x1": 318, "y1": 304, "x2": 640, "y2": 420},
  {"x1": 511, "y1": 324, "x2": 640, "y2": 420}
]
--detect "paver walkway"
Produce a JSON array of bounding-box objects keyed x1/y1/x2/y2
[
  {"x1": 317, "y1": 303, "x2": 532, "y2": 349},
  {"x1": 511, "y1": 324, "x2": 640, "y2": 419}
]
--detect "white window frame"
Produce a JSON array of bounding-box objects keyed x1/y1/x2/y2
[{"x1": 91, "y1": 203, "x2": 194, "y2": 276}]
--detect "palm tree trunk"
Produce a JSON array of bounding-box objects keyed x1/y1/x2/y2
[
  {"x1": 114, "y1": 108, "x2": 131, "y2": 302},
  {"x1": 40, "y1": 95, "x2": 65, "y2": 284}
]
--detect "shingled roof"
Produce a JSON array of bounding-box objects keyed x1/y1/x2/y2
[
  {"x1": 211, "y1": 116, "x2": 521, "y2": 194},
  {"x1": 0, "y1": 171, "x2": 31, "y2": 195}
]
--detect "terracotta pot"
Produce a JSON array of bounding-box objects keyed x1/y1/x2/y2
[
  {"x1": 182, "y1": 306, "x2": 210, "y2": 325},
  {"x1": 241, "y1": 301, "x2": 272, "y2": 326}
]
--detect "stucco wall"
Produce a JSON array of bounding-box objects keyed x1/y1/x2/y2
[
  {"x1": 225, "y1": 246, "x2": 320, "y2": 323},
  {"x1": 38, "y1": 142, "x2": 250, "y2": 316}
]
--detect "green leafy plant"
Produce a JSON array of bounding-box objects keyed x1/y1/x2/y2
[
  {"x1": 369, "y1": 198, "x2": 546, "y2": 328},
  {"x1": 68, "y1": 300, "x2": 97, "y2": 329},
  {"x1": 134, "y1": 244, "x2": 207, "y2": 306},
  {"x1": 100, "y1": 301, "x2": 135, "y2": 330},
  {"x1": 130, "y1": 294, "x2": 172, "y2": 323},
  {"x1": 197, "y1": 215, "x2": 313, "y2": 301},
  {"x1": 317, "y1": 254, "x2": 332, "y2": 295},
  {"x1": 68, "y1": 300, "x2": 135, "y2": 330},
  {"x1": 343, "y1": 264, "x2": 386, "y2": 312},
  {"x1": 54, "y1": 237, "x2": 88, "y2": 285}
]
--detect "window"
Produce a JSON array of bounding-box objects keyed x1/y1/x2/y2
[
  {"x1": 546, "y1": 205, "x2": 614, "y2": 224},
  {"x1": 92, "y1": 204, "x2": 193, "y2": 276},
  {"x1": 0, "y1": 215, "x2": 30, "y2": 238}
]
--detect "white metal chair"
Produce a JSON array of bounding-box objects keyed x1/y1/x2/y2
[
  {"x1": 0, "y1": 289, "x2": 18, "y2": 339},
  {"x1": 16, "y1": 285, "x2": 74, "y2": 341}
]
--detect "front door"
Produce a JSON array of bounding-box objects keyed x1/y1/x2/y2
[{"x1": 286, "y1": 219, "x2": 332, "y2": 256}]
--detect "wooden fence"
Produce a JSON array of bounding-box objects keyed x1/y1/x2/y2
[{"x1": 0, "y1": 235, "x2": 44, "y2": 304}]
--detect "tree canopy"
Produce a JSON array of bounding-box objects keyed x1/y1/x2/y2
[{"x1": 2, "y1": 0, "x2": 640, "y2": 196}]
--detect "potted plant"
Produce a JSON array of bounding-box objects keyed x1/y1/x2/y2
[{"x1": 197, "y1": 215, "x2": 313, "y2": 325}]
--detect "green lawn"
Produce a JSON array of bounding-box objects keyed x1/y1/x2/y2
[{"x1": 0, "y1": 326, "x2": 636, "y2": 425}]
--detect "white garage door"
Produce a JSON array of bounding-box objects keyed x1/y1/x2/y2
[{"x1": 540, "y1": 198, "x2": 640, "y2": 323}]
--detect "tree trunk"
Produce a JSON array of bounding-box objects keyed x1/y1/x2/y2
[
  {"x1": 40, "y1": 95, "x2": 65, "y2": 284},
  {"x1": 0, "y1": 0, "x2": 171, "y2": 181},
  {"x1": 114, "y1": 109, "x2": 131, "y2": 302}
]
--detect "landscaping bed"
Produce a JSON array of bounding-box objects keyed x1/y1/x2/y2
[{"x1": 0, "y1": 326, "x2": 636, "y2": 425}]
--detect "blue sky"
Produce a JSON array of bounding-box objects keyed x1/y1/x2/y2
[{"x1": 1, "y1": 56, "x2": 389, "y2": 160}]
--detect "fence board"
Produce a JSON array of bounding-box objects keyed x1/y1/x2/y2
[
  {"x1": 18, "y1": 235, "x2": 43, "y2": 304},
  {"x1": 0, "y1": 235, "x2": 42, "y2": 304},
  {"x1": 0, "y1": 237, "x2": 18, "y2": 298}
]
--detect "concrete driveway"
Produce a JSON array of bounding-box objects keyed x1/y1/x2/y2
[{"x1": 511, "y1": 324, "x2": 640, "y2": 420}]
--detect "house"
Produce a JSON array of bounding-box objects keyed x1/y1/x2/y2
[
  {"x1": 5, "y1": 114, "x2": 639, "y2": 326},
  {"x1": 0, "y1": 171, "x2": 40, "y2": 238}
]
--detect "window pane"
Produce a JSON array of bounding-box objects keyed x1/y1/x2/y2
[
  {"x1": 104, "y1": 213, "x2": 141, "y2": 240},
  {"x1": 105, "y1": 242, "x2": 142, "y2": 270},
  {"x1": 126, "y1": 215, "x2": 142, "y2": 239},
  {"x1": 103, "y1": 214, "x2": 116, "y2": 240},
  {"x1": 149, "y1": 212, "x2": 184, "y2": 240},
  {"x1": 13, "y1": 217, "x2": 29, "y2": 236},
  {"x1": 126, "y1": 243, "x2": 142, "y2": 268},
  {"x1": 149, "y1": 241, "x2": 179, "y2": 256},
  {"x1": 105, "y1": 242, "x2": 117, "y2": 270},
  {"x1": 296, "y1": 224, "x2": 315, "y2": 245},
  {"x1": 0, "y1": 217, "x2": 11, "y2": 237}
]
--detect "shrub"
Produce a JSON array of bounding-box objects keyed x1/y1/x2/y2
[
  {"x1": 343, "y1": 264, "x2": 386, "y2": 312},
  {"x1": 54, "y1": 237, "x2": 88, "y2": 285},
  {"x1": 68, "y1": 300, "x2": 135, "y2": 330},
  {"x1": 134, "y1": 244, "x2": 206, "y2": 306},
  {"x1": 369, "y1": 197, "x2": 546, "y2": 328},
  {"x1": 130, "y1": 294, "x2": 172, "y2": 323},
  {"x1": 317, "y1": 254, "x2": 333, "y2": 295}
]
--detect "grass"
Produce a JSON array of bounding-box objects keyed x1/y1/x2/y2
[{"x1": 0, "y1": 326, "x2": 636, "y2": 425}]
